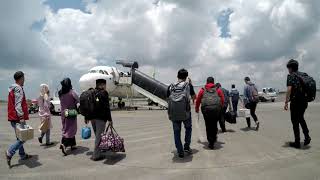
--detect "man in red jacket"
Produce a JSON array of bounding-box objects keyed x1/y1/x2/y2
[
  {"x1": 5, "y1": 71, "x2": 32, "y2": 168},
  {"x1": 195, "y1": 77, "x2": 224, "y2": 149}
]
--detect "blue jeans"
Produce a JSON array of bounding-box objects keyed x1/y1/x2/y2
[
  {"x1": 172, "y1": 114, "x2": 192, "y2": 154},
  {"x1": 7, "y1": 121, "x2": 26, "y2": 159}
]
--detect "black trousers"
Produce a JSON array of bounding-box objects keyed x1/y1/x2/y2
[
  {"x1": 232, "y1": 100, "x2": 239, "y2": 115},
  {"x1": 202, "y1": 108, "x2": 219, "y2": 145},
  {"x1": 290, "y1": 102, "x2": 310, "y2": 143},
  {"x1": 218, "y1": 107, "x2": 227, "y2": 132},
  {"x1": 245, "y1": 102, "x2": 258, "y2": 127},
  {"x1": 61, "y1": 137, "x2": 76, "y2": 147}
]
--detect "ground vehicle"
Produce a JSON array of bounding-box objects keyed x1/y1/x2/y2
[
  {"x1": 50, "y1": 97, "x2": 61, "y2": 115},
  {"x1": 28, "y1": 99, "x2": 39, "y2": 114},
  {"x1": 258, "y1": 87, "x2": 277, "y2": 102}
]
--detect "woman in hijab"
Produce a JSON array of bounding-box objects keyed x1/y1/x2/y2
[
  {"x1": 58, "y1": 78, "x2": 79, "y2": 156},
  {"x1": 38, "y1": 84, "x2": 54, "y2": 146}
]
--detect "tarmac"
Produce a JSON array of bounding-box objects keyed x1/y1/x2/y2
[{"x1": 0, "y1": 101, "x2": 320, "y2": 180}]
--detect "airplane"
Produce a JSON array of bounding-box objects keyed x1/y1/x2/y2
[
  {"x1": 79, "y1": 65, "x2": 143, "y2": 98},
  {"x1": 50, "y1": 62, "x2": 168, "y2": 114}
]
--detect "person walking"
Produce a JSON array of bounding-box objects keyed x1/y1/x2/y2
[
  {"x1": 284, "y1": 59, "x2": 312, "y2": 149},
  {"x1": 243, "y1": 77, "x2": 260, "y2": 130},
  {"x1": 167, "y1": 69, "x2": 196, "y2": 158},
  {"x1": 230, "y1": 84, "x2": 240, "y2": 116},
  {"x1": 37, "y1": 84, "x2": 54, "y2": 146},
  {"x1": 195, "y1": 77, "x2": 224, "y2": 149},
  {"x1": 58, "y1": 78, "x2": 79, "y2": 156},
  {"x1": 5, "y1": 71, "x2": 32, "y2": 168},
  {"x1": 215, "y1": 83, "x2": 227, "y2": 132},
  {"x1": 87, "y1": 79, "x2": 113, "y2": 161}
]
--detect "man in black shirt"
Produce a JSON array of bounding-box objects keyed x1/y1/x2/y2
[
  {"x1": 89, "y1": 79, "x2": 113, "y2": 161},
  {"x1": 284, "y1": 59, "x2": 311, "y2": 149}
]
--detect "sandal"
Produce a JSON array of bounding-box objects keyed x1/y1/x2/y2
[
  {"x1": 5, "y1": 151, "x2": 11, "y2": 168},
  {"x1": 60, "y1": 144, "x2": 67, "y2": 156}
]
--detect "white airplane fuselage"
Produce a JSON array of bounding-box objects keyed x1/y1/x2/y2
[
  {"x1": 79, "y1": 66, "x2": 142, "y2": 98},
  {"x1": 50, "y1": 66, "x2": 144, "y2": 114}
]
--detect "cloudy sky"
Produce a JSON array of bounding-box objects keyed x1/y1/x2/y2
[{"x1": 0, "y1": 0, "x2": 319, "y2": 100}]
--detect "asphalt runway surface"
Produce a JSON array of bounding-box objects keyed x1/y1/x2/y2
[{"x1": 0, "y1": 102, "x2": 319, "y2": 180}]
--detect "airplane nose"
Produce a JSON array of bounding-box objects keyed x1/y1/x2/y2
[{"x1": 79, "y1": 73, "x2": 114, "y2": 92}]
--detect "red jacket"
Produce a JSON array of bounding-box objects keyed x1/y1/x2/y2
[
  {"x1": 195, "y1": 83, "x2": 224, "y2": 112},
  {"x1": 8, "y1": 84, "x2": 29, "y2": 121}
]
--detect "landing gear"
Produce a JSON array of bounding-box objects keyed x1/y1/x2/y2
[
  {"x1": 117, "y1": 98, "x2": 125, "y2": 109},
  {"x1": 147, "y1": 99, "x2": 158, "y2": 106}
]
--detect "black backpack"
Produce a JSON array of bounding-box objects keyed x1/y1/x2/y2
[
  {"x1": 295, "y1": 73, "x2": 317, "y2": 102},
  {"x1": 79, "y1": 88, "x2": 96, "y2": 117}
]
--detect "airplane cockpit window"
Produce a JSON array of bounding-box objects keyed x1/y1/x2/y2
[
  {"x1": 99, "y1": 70, "x2": 105, "y2": 74},
  {"x1": 90, "y1": 70, "x2": 97, "y2": 73},
  {"x1": 103, "y1": 70, "x2": 109, "y2": 75}
]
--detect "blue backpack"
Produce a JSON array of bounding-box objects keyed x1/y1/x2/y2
[{"x1": 81, "y1": 126, "x2": 91, "y2": 139}]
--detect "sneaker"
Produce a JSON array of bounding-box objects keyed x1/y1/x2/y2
[
  {"x1": 60, "y1": 144, "x2": 67, "y2": 156},
  {"x1": 184, "y1": 147, "x2": 192, "y2": 154},
  {"x1": 304, "y1": 137, "x2": 311, "y2": 146},
  {"x1": 178, "y1": 152, "x2": 184, "y2": 159},
  {"x1": 38, "y1": 137, "x2": 43, "y2": 144},
  {"x1": 208, "y1": 143, "x2": 214, "y2": 150},
  {"x1": 255, "y1": 121, "x2": 260, "y2": 131},
  {"x1": 20, "y1": 154, "x2": 32, "y2": 160},
  {"x1": 5, "y1": 151, "x2": 11, "y2": 168},
  {"x1": 289, "y1": 142, "x2": 301, "y2": 149}
]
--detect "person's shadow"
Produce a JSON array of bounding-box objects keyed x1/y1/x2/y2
[
  {"x1": 171, "y1": 149, "x2": 199, "y2": 163},
  {"x1": 11, "y1": 155, "x2": 42, "y2": 169},
  {"x1": 69, "y1": 146, "x2": 90, "y2": 155},
  {"x1": 85, "y1": 151, "x2": 127, "y2": 165},
  {"x1": 198, "y1": 140, "x2": 225, "y2": 150},
  {"x1": 41, "y1": 141, "x2": 59, "y2": 149},
  {"x1": 218, "y1": 129, "x2": 236, "y2": 133},
  {"x1": 240, "y1": 127, "x2": 255, "y2": 132},
  {"x1": 104, "y1": 153, "x2": 127, "y2": 165},
  {"x1": 282, "y1": 142, "x2": 311, "y2": 150}
]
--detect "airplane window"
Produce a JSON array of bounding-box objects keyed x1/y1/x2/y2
[
  {"x1": 104, "y1": 71, "x2": 109, "y2": 75},
  {"x1": 99, "y1": 70, "x2": 104, "y2": 74},
  {"x1": 90, "y1": 70, "x2": 97, "y2": 73}
]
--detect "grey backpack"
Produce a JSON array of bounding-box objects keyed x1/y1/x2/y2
[
  {"x1": 168, "y1": 82, "x2": 191, "y2": 121},
  {"x1": 249, "y1": 84, "x2": 259, "y2": 103},
  {"x1": 201, "y1": 87, "x2": 222, "y2": 112}
]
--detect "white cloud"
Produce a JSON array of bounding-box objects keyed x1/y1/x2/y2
[
  {"x1": 41, "y1": 0, "x2": 320, "y2": 89},
  {"x1": 1, "y1": 0, "x2": 320, "y2": 99}
]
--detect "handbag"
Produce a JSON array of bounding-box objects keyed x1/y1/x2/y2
[
  {"x1": 16, "y1": 122, "x2": 34, "y2": 141},
  {"x1": 99, "y1": 124, "x2": 125, "y2": 152},
  {"x1": 64, "y1": 109, "x2": 78, "y2": 118},
  {"x1": 225, "y1": 111, "x2": 236, "y2": 124},
  {"x1": 81, "y1": 125, "x2": 91, "y2": 139},
  {"x1": 238, "y1": 108, "x2": 250, "y2": 118},
  {"x1": 39, "y1": 117, "x2": 50, "y2": 133},
  {"x1": 225, "y1": 97, "x2": 237, "y2": 124}
]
